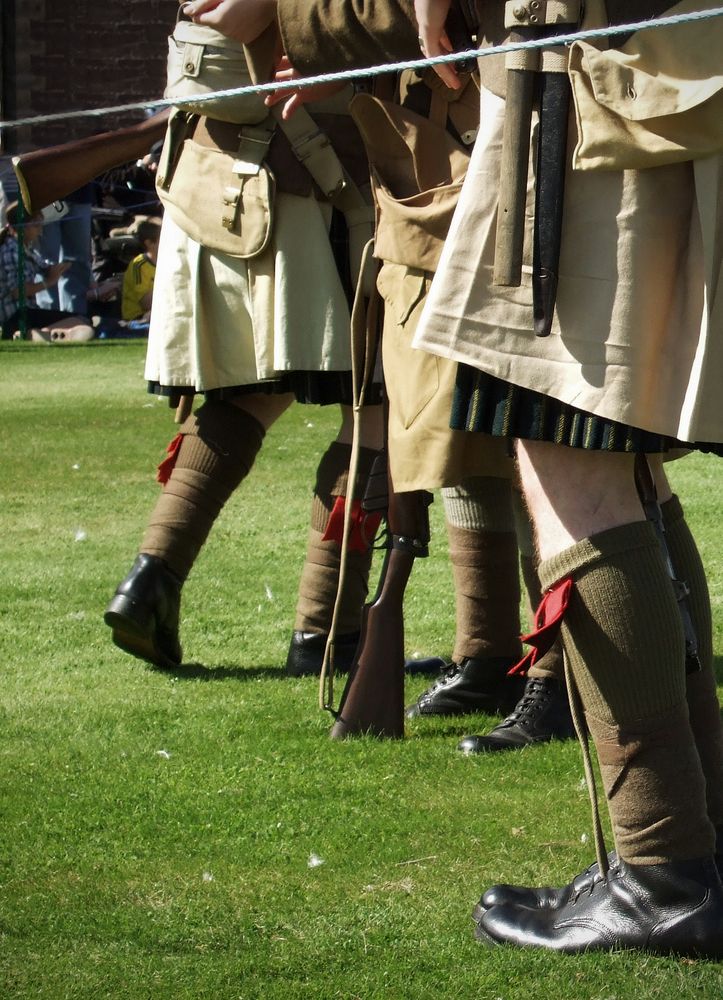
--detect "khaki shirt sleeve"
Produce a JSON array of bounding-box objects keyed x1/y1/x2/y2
[
  {"x1": 277, "y1": 0, "x2": 420, "y2": 74},
  {"x1": 570, "y1": 0, "x2": 723, "y2": 170}
]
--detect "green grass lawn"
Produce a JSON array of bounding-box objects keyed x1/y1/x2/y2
[{"x1": 1, "y1": 341, "x2": 722, "y2": 999}]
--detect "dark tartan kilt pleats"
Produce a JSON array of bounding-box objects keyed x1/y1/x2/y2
[
  {"x1": 452, "y1": 363, "x2": 723, "y2": 456},
  {"x1": 148, "y1": 371, "x2": 382, "y2": 408}
]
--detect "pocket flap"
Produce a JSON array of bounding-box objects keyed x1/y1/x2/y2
[{"x1": 181, "y1": 41, "x2": 204, "y2": 80}]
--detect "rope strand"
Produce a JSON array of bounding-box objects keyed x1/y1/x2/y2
[{"x1": 2, "y1": 6, "x2": 722, "y2": 130}]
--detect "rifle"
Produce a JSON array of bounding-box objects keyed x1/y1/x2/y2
[
  {"x1": 330, "y1": 451, "x2": 432, "y2": 740},
  {"x1": 12, "y1": 109, "x2": 170, "y2": 214}
]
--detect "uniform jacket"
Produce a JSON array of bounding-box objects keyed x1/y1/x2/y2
[{"x1": 278, "y1": 0, "x2": 420, "y2": 74}]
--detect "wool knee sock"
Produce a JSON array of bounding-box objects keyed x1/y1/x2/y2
[
  {"x1": 662, "y1": 495, "x2": 723, "y2": 828},
  {"x1": 539, "y1": 520, "x2": 715, "y2": 864},
  {"x1": 141, "y1": 401, "x2": 265, "y2": 581},
  {"x1": 442, "y1": 477, "x2": 522, "y2": 663},
  {"x1": 513, "y1": 489, "x2": 565, "y2": 681},
  {"x1": 294, "y1": 442, "x2": 378, "y2": 636}
]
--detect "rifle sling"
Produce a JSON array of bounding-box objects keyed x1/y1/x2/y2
[
  {"x1": 633, "y1": 454, "x2": 701, "y2": 675},
  {"x1": 319, "y1": 238, "x2": 381, "y2": 714}
]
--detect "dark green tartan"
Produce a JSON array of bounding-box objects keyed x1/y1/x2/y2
[{"x1": 452, "y1": 364, "x2": 721, "y2": 455}]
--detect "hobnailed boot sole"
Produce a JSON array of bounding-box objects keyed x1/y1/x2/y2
[{"x1": 104, "y1": 595, "x2": 181, "y2": 671}]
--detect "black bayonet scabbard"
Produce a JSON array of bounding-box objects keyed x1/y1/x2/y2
[{"x1": 533, "y1": 69, "x2": 571, "y2": 337}]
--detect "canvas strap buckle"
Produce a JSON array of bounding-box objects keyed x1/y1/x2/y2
[
  {"x1": 231, "y1": 122, "x2": 275, "y2": 177},
  {"x1": 223, "y1": 122, "x2": 275, "y2": 231},
  {"x1": 504, "y1": 0, "x2": 581, "y2": 29},
  {"x1": 221, "y1": 186, "x2": 242, "y2": 231}
]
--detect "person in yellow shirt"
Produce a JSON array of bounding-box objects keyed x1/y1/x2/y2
[{"x1": 121, "y1": 217, "x2": 161, "y2": 321}]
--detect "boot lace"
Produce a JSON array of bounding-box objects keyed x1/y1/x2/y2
[
  {"x1": 428, "y1": 661, "x2": 463, "y2": 692},
  {"x1": 505, "y1": 677, "x2": 551, "y2": 725}
]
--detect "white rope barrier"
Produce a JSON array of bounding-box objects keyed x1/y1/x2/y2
[{"x1": 1, "y1": 5, "x2": 722, "y2": 130}]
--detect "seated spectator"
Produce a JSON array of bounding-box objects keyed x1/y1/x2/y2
[
  {"x1": 121, "y1": 217, "x2": 161, "y2": 322},
  {"x1": 0, "y1": 202, "x2": 94, "y2": 341}
]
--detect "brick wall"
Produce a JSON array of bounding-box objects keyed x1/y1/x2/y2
[{"x1": 2, "y1": 0, "x2": 179, "y2": 153}]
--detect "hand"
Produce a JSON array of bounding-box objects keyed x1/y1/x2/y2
[
  {"x1": 181, "y1": 0, "x2": 277, "y2": 44},
  {"x1": 47, "y1": 262, "x2": 71, "y2": 285},
  {"x1": 413, "y1": 0, "x2": 460, "y2": 90},
  {"x1": 264, "y1": 57, "x2": 346, "y2": 119}
]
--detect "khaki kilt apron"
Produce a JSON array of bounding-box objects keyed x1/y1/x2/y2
[
  {"x1": 413, "y1": 2, "x2": 723, "y2": 445},
  {"x1": 145, "y1": 194, "x2": 352, "y2": 393}
]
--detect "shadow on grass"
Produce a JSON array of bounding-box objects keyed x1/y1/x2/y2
[
  {"x1": 151, "y1": 656, "x2": 723, "y2": 700},
  {"x1": 151, "y1": 661, "x2": 288, "y2": 681},
  {"x1": 406, "y1": 720, "x2": 500, "y2": 741}
]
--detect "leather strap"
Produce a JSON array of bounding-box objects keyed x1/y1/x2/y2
[
  {"x1": 320, "y1": 238, "x2": 381, "y2": 713},
  {"x1": 268, "y1": 103, "x2": 346, "y2": 200},
  {"x1": 634, "y1": 454, "x2": 701, "y2": 675}
]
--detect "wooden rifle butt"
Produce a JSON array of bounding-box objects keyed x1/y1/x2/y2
[
  {"x1": 329, "y1": 547, "x2": 412, "y2": 740},
  {"x1": 12, "y1": 108, "x2": 170, "y2": 214}
]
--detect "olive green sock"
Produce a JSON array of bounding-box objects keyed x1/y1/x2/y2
[
  {"x1": 308, "y1": 442, "x2": 379, "y2": 534},
  {"x1": 445, "y1": 522, "x2": 522, "y2": 662},
  {"x1": 662, "y1": 495, "x2": 723, "y2": 828},
  {"x1": 442, "y1": 477, "x2": 522, "y2": 662},
  {"x1": 539, "y1": 520, "x2": 715, "y2": 864},
  {"x1": 141, "y1": 402, "x2": 264, "y2": 581},
  {"x1": 294, "y1": 442, "x2": 378, "y2": 635},
  {"x1": 294, "y1": 529, "x2": 373, "y2": 635}
]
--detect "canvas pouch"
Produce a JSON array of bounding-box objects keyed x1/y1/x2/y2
[
  {"x1": 350, "y1": 92, "x2": 471, "y2": 273},
  {"x1": 164, "y1": 19, "x2": 268, "y2": 125},
  {"x1": 157, "y1": 113, "x2": 275, "y2": 259}
]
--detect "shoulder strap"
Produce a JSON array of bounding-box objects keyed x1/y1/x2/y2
[
  {"x1": 268, "y1": 103, "x2": 347, "y2": 200},
  {"x1": 267, "y1": 102, "x2": 375, "y2": 293}
]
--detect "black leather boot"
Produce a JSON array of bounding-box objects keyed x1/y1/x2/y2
[
  {"x1": 405, "y1": 656, "x2": 523, "y2": 718},
  {"x1": 475, "y1": 827, "x2": 723, "y2": 919},
  {"x1": 104, "y1": 554, "x2": 183, "y2": 669},
  {"x1": 475, "y1": 857, "x2": 723, "y2": 957},
  {"x1": 285, "y1": 630, "x2": 360, "y2": 677},
  {"x1": 404, "y1": 655, "x2": 449, "y2": 677},
  {"x1": 457, "y1": 676, "x2": 575, "y2": 753},
  {"x1": 473, "y1": 854, "x2": 618, "y2": 922}
]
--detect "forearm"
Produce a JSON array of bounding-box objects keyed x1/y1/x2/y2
[
  {"x1": 27, "y1": 277, "x2": 48, "y2": 297},
  {"x1": 277, "y1": 0, "x2": 420, "y2": 74},
  {"x1": 182, "y1": 0, "x2": 278, "y2": 44}
]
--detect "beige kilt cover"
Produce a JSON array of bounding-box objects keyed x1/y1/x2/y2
[
  {"x1": 145, "y1": 192, "x2": 352, "y2": 391},
  {"x1": 413, "y1": 1, "x2": 723, "y2": 445},
  {"x1": 378, "y1": 261, "x2": 513, "y2": 491}
]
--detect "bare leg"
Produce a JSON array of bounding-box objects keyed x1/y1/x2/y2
[{"x1": 231, "y1": 391, "x2": 294, "y2": 430}]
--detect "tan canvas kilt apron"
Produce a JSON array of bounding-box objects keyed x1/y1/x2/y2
[
  {"x1": 145, "y1": 192, "x2": 352, "y2": 393},
  {"x1": 413, "y1": 1, "x2": 723, "y2": 446}
]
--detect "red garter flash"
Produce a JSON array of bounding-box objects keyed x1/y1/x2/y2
[
  {"x1": 508, "y1": 576, "x2": 573, "y2": 676},
  {"x1": 156, "y1": 433, "x2": 184, "y2": 485},
  {"x1": 322, "y1": 496, "x2": 383, "y2": 553}
]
